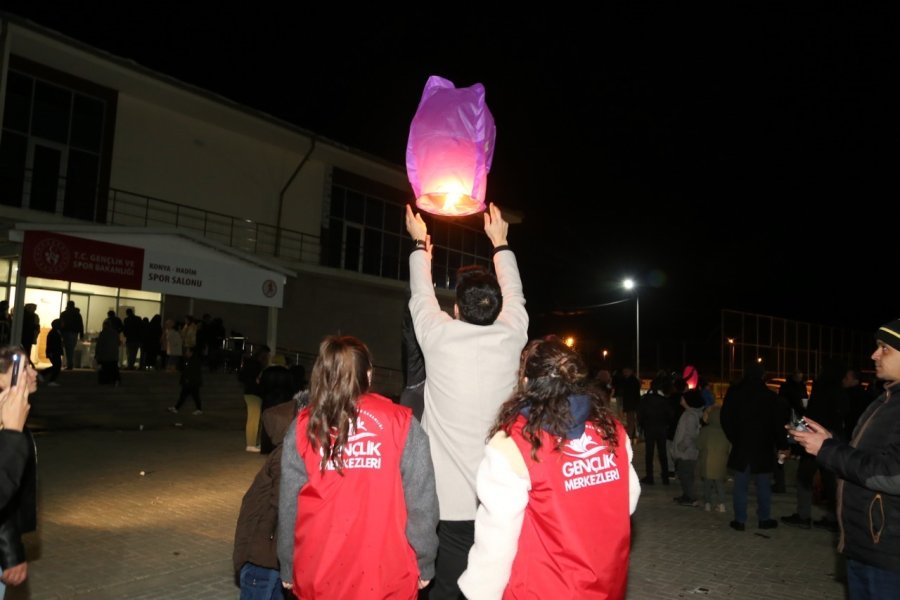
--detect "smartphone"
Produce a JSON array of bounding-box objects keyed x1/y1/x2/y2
[
  {"x1": 791, "y1": 416, "x2": 810, "y2": 433},
  {"x1": 10, "y1": 353, "x2": 21, "y2": 387}
]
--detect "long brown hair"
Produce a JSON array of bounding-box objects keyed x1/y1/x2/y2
[
  {"x1": 490, "y1": 336, "x2": 619, "y2": 461},
  {"x1": 306, "y1": 336, "x2": 373, "y2": 474}
]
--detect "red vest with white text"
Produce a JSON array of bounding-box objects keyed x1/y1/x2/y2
[
  {"x1": 505, "y1": 417, "x2": 631, "y2": 600},
  {"x1": 292, "y1": 393, "x2": 418, "y2": 599}
]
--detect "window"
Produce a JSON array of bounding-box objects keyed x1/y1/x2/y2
[
  {"x1": 327, "y1": 172, "x2": 491, "y2": 287},
  {"x1": 0, "y1": 61, "x2": 112, "y2": 221}
]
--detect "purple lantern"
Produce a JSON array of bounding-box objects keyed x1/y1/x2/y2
[{"x1": 406, "y1": 75, "x2": 496, "y2": 217}]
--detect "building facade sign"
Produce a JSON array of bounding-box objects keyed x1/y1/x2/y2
[{"x1": 21, "y1": 230, "x2": 285, "y2": 307}]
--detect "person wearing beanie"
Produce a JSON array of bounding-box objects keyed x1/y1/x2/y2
[
  {"x1": 672, "y1": 388, "x2": 706, "y2": 506},
  {"x1": 792, "y1": 318, "x2": 900, "y2": 598}
]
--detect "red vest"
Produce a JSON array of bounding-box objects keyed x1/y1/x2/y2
[
  {"x1": 292, "y1": 393, "x2": 418, "y2": 599},
  {"x1": 505, "y1": 417, "x2": 631, "y2": 600}
]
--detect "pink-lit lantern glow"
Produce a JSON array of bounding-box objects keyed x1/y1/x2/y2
[
  {"x1": 406, "y1": 75, "x2": 496, "y2": 217},
  {"x1": 682, "y1": 365, "x2": 699, "y2": 390}
]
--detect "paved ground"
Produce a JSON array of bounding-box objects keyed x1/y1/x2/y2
[{"x1": 7, "y1": 389, "x2": 849, "y2": 599}]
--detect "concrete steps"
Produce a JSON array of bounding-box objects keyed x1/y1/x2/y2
[{"x1": 29, "y1": 368, "x2": 246, "y2": 432}]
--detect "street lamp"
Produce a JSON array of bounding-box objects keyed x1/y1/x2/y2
[
  {"x1": 622, "y1": 278, "x2": 639, "y2": 379},
  {"x1": 564, "y1": 336, "x2": 576, "y2": 349},
  {"x1": 602, "y1": 349, "x2": 609, "y2": 361}
]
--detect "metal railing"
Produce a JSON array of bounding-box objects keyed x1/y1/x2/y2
[{"x1": 106, "y1": 188, "x2": 321, "y2": 264}]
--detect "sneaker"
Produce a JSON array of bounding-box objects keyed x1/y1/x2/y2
[
  {"x1": 704, "y1": 503, "x2": 712, "y2": 512},
  {"x1": 245, "y1": 446, "x2": 261, "y2": 453},
  {"x1": 780, "y1": 513, "x2": 812, "y2": 529},
  {"x1": 192, "y1": 410, "x2": 203, "y2": 416},
  {"x1": 167, "y1": 406, "x2": 178, "y2": 414},
  {"x1": 729, "y1": 520, "x2": 746, "y2": 531},
  {"x1": 716, "y1": 503, "x2": 727, "y2": 513},
  {"x1": 759, "y1": 519, "x2": 779, "y2": 530}
]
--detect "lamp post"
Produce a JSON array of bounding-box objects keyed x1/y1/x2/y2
[
  {"x1": 727, "y1": 338, "x2": 736, "y2": 380},
  {"x1": 623, "y1": 278, "x2": 639, "y2": 380}
]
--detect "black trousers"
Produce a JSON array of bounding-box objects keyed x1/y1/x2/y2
[
  {"x1": 45, "y1": 352, "x2": 62, "y2": 382},
  {"x1": 175, "y1": 385, "x2": 202, "y2": 410},
  {"x1": 429, "y1": 520, "x2": 474, "y2": 600},
  {"x1": 644, "y1": 432, "x2": 669, "y2": 484}
]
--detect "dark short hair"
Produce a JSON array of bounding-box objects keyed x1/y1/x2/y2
[{"x1": 455, "y1": 265, "x2": 502, "y2": 326}]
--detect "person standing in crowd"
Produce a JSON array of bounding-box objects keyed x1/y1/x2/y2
[
  {"x1": 405, "y1": 203, "x2": 528, "y2": 599},
  {"x1": 162, "y1": 319, "x2": 183, "y2": 372},
  {"x1": 0, "y1": 346, "x2": 38, "y2": 596},
  {"x1": 638, "y1": 373, "x2": 674, "y2": 486},
  {"x1": 144, "y1": 315, "x2": 163, "y2": 370},
  {"x1": 59, "y1": 301, "x2": 84, "y2": 370},
  {"x1": 278, "y1": 336, "x2": 438, "y2": 598},
  {"x1": 792, "y1": 319, "x2": 900, "y2": 598},
  {"x1": 459, "y1": 337, "x2": 639, "y2": 599},
  {"x1": 122, "y1": 308, "x2": 143, "y2": 370},
  {"x1": 106, "y1": 310, "x2": 123, "y2": 334},
  {"x1": 840, "y1": 368, "x2": 873, "y2": 440},
  {"x1": 95, "y1": 319, "x2": 121, "y2": 386},
  {"x1": 19, "y1": 305, "x2": 39, "y2": 363},
  {"x1": 239, "y1": 346, "x2": 270, "y2": 453},
  {"x1": 781, "y1": 359, "x2": 844, "y2": 531},
  {"x1": 181, "y1": 316, "x2": 197, "y2": 356},
  {"x1": 43, "y1": 319, "x2": 64, "y2": 387},
  {"x1": 257, "y1": 365, "x2": 295, "y2": 454},
  {"x1": 672, "y1": 391, "x2": 705, "y2": 506},
  {"x1": 613, "y1": 367, "x2": 642, "y2": 444},
  {"x1": 720, "y1": 363, "x2": 787, "y2": 531},
  {"x1": 697, "y1": 404, "x2": 730, "y2": 512}
]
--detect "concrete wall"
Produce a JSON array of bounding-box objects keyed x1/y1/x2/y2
[{"x1": 111, "y1": 95, "x2": 322, "y2": 235}]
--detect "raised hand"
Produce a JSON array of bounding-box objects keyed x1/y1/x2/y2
[
  {"x1": 483, "y1": 202, "x2": 509, "y2": 248},
  {"x1": 405, "y1": 204, "x2": 428, "y2": 241}
]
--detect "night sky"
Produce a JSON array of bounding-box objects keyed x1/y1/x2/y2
[{"x1": 4, "y1": 5, "x2": 894, "y2": 370}]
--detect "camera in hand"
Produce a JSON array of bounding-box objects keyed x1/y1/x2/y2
[
  {"x1": 787, "y1": 410, "x2": 809, "y2": 444},
  {"x1": 792, "y1": 417, "x2": 810, "y2": 433}
]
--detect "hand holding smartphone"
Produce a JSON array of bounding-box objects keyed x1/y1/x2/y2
[{"x1": 10, "y1": 353, "x2": 20, "y2": 387}]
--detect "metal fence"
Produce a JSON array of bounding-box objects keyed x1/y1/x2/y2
[{"x1": 720, "y1": 309, "x2": 872, "y2": 381}]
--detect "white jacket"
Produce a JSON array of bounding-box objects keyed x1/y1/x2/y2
[{"x1": 410, "y1": 248, "x2": 528, "y2": 520}]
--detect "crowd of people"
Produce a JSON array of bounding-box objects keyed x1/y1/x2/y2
[
  {"x1": 229, "y1": 203, "x2": 899, "y2": 600},
  {"x1": 2, "y1": 203, "x2": 898, "y2": 599},
  {"x1": 0, "y1": 300, "x2": 232, "y2": 388}
]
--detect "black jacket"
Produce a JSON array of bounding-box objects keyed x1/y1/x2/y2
[
  {"x1": 0, "y1": 432, "x2": 28, "y2": 508},
  {"x1": 0, "y1": 429, "x2": 36, "y2": 569},
  {"x1": 818, "y1": 384, "x2": 900, "y2": 571},
  {"x1": 721, "y1": 377, "x2": 787, "y2": 473}
]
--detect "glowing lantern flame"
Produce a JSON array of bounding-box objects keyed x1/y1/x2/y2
[{"x1": 406, "y1": 75, "x2": 495, "y2": 217}]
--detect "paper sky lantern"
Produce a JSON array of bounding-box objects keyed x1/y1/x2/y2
[
  {"x1": 406, "y1": 75, "x2": 496, "y2": 217},
  {"x1": 682, "y1": 365, "x2": 699, "y2": 390}
]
